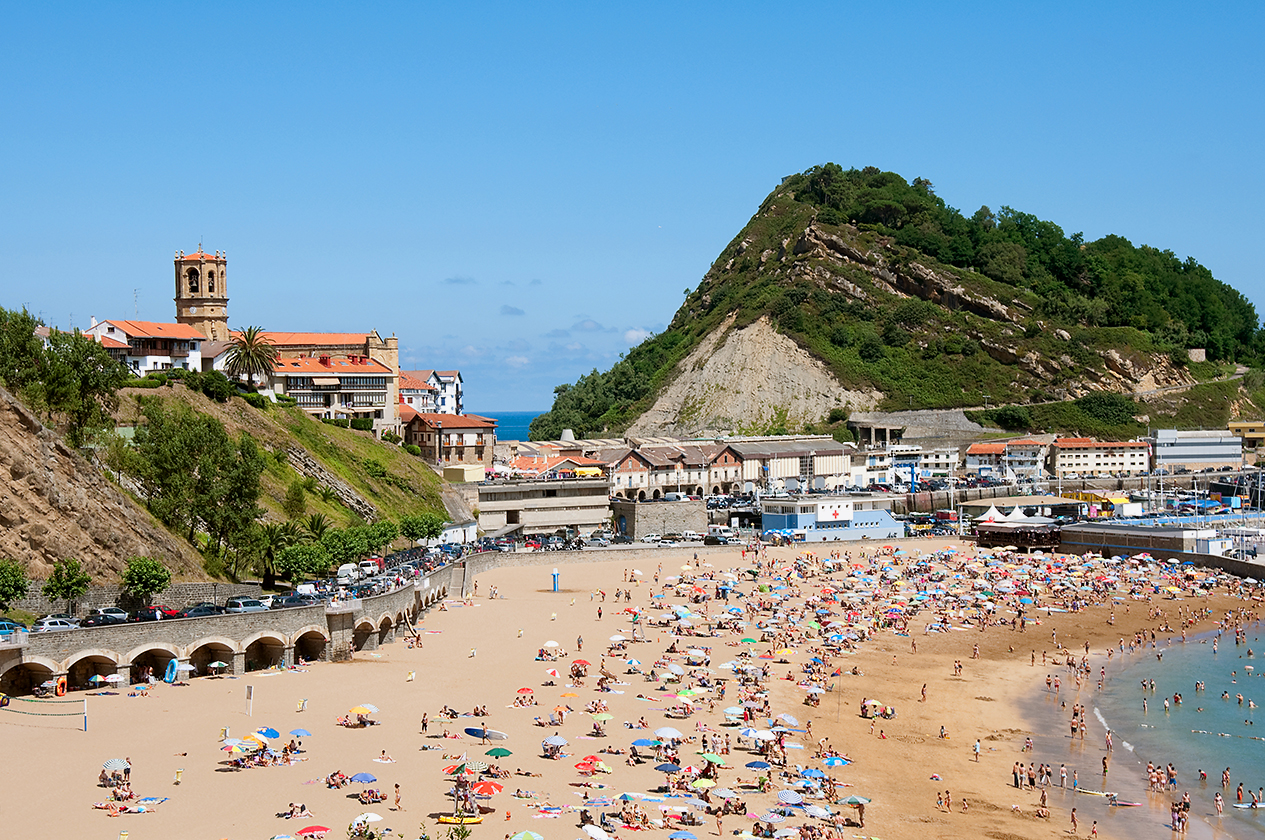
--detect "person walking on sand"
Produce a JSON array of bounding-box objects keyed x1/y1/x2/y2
[
  {"x1": 577, "y1": 635, "x2": 583, "y2": 651},
  {"x1": 1070, "y1": 807, "x2": 1078, "y2": 835},
  {"x1": 394, "y1": 783, "x2": 405, "y2": 811},
  {"x1": 973, "y1": 739, "x2": 980, "y2": 761}
]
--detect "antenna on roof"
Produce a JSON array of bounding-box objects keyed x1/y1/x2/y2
[{"x1": 134, "y1": 288, "x2": 138, "y2": 318}]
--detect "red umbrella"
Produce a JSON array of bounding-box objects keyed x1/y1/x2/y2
[
  {"x1": 517, "y1": 687, "x2": 534, "y2": 694},
  {"x1": 573, "y1": 659, "x2": 591, "y2": 667},
  {"x1": 472, "y1": 780, "x2": 504, "y2": 795},
  {"x1": 297, "y1": 827, "x2": 330, "y2": 837}
]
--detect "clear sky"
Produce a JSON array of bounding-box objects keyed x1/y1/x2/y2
[{"x1": 2, "y1": 3, "x2": 1261, "y2": 411}]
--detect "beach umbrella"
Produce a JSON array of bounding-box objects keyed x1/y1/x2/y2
[
  {"x1": 546, "y1": 669, "x2": 559, "y2": 678},
  {"x1": 666, "y1": 664, "x2": 685, "y2": 676},
  {"x1": 296, "y1": 828, "x2": 330, "y2": 837},
  {"x1": 466, "y1": 760, "x2": 489, "y2": 771},
  {"x1": 103, "y1": 758, "x2": 130, "y2": 771},
  {"x1": 574, "y1": 659, "x2": 592, "y2": 667},
  {"x1": 670, "y1": 833, "x2": 698, "y2": 839},
  {"x1": 348, "y1": 706, "x2": 374, "y2": 715},
  {"x1": 700, "y1": 753, "x2": 725, "y2": 765},
  {"x1": 517, "y1": 687, "x2": 534, "y2": 694},
  {"x1": 486, "y1": 747, "x2": 513, "y2": 757},
  {"x1": 104, "y1": 674, "x2": 125, "y2": 683},
  {"x1": 443, "y1": 763, "x2": 475, "y2": 775},
  {"x1": 778, "y1": 791, "x2": 803, "y2": 805},
  {"x1": 691, "y1": 779, "x2": 715, "y2": 789},
  {"x1": 632, "y1": 738, "x2": 661, "y2": 747},
  {"x1": 760, "y1": 813, "x2": 785, "y2": 824},
  {"x1": 655, "y1": 727, "x2": 684, "y2": 740},
  {"x1": 801, "y1": 768, "x2": 826, "y2": 778},
  {"x1": 561, "y1": 692, "x2": 579, "y2": 698},
  {"x1": 822, "y1": 757, "x2": 848, "y2": 766},
  {"x1": 584, "y1": 827, "x2": 611, "y2": 840},
  {"x1": 290, "y1": 729, "x2": 312, "y2": 737},
  {"x1": 745, "y1": 761, "x2": 771, "y2": 769},
  {"x1": 610, "y1": 635, "x2": 627, "y2": 642},
  {"x1": 713, "y1": 788, "x2": 737, "y2": 799},
  {"x1": 656, "y1": 763, "x2": 682, "y2": 773},
  {"x1": 88, "y1": 674, "x2": 105, "y2": 684},
  {"x1": 270, "y1": 835, "x2": 295, "y2": 840},
  {"x1": 350, "y1": 772, "x2": 377, "y2": 783},
  {"x1": 544, "y1": 641, "x2": 560, "y2": 647},
  {"x1": 773, "y1": 830, "x2": 799, "y2": 838},
  {"x1": 256, "y1": 727, "x2": 281, "y2": 739},
  {"x1": 840, "y1": 796, "x2": 871, "y2": 806},
  {"x1": 591, "y1": 712, "x2": 613, "y2": 721},
  {"x1": 473, "y1": 780, "x2": 504, "y2": 795},
  {"x1": 778, "y1": 714, "x2": 799, "y2": 725},
  {"x1": 352, "y1": 813, "x2": 383, "y2": 824},
  {"x1": 176, "y1": 663, "x2": 196, "y2": 672},
  {"x1": 510, "y1": 833, "x2": 544, "y2": 840},
  {"x1": 544, "y1": 735, "x2": 568, "y2": 746},
  {"x1": 803, "y1": 806, "x2": 831, "y2": 818},
  {"x1": 626, "y1": 659, "x2": 642, "y2": 667}
]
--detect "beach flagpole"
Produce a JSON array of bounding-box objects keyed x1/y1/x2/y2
[
  {"x1": 246, "y1": 684, "x2": 253, "y2": 717},
  {"x1": 83, "y1": 696, "x2": 87, "y2": 732}
]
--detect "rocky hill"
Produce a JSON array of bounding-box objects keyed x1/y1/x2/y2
[
  {"x1": 531, "y1": 165, "x2": 1261, "y2": 439},
  {"x1": 0, "y1": 386, "x2": 206, "y2": 581}
]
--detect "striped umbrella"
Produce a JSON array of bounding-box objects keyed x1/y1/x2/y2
[
  {"x1": 777, "y1": 791, "x2": 803, "y2": 805},
  {"x1": 102, "y1": 758, "x2": 130, "y2": 771}
]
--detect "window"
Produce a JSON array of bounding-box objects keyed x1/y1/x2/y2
[{"x1": 186, "y1": 267, "x2": 200, "y2": 292}]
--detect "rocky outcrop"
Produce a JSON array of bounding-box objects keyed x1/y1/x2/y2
[
  {"x1": 286, "y1": 448, "x2": 378, "y2": 522},
  {"x1": 0, "y1": 387, "x2": 205, "y2": 581},
  {"x1": 626, "y1": 315, "x2": 882, "y2": 438}
]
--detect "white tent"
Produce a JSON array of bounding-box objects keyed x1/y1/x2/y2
[{"x1": 973, "y1": 505, "x2": 1004, "y2": 523}]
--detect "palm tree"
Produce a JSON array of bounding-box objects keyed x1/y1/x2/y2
[
  {"x1": 257, "y1": 521, "x2": 300, "y2": 589},
  {"x1": 302, "y1": 513, "x2": 332, "y2": 544},
  {"x1": 225, "y1": 325, "x2": 278, "y2": 387}
]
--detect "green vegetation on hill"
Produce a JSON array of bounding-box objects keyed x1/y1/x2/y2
[{"x1": 531, "y1": 165, "x2": 1262, "y2": 439}]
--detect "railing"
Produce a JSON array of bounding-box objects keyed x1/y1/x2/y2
[{"x1": 0, "y1": 630, "x2": 29, "y2": 649}]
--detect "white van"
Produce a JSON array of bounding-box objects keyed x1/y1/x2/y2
[
  {"x1": 358, "y1": 560, "x2": 379, "y2": 578},
  {"x1": 336, "y1": 563, "x2": 361, "y2": 586},
  {"x1": 707, "y1": 525, "x2": 738, "y2": 540}
]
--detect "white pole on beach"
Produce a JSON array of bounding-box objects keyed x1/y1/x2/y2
[
  {"x1": 83, "y1": 696, "x2": 88, "y2": 732},
  {"x1": 246, "y1": 684, "x2": 253, "y2": 717}
]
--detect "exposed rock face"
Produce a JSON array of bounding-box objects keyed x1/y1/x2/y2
[
  {"x1": 626, "y1": 315, "x2": 882, "y2": 438},
  {"x1": 0, "y1": 387, "x2": 206, "y2": 581}
]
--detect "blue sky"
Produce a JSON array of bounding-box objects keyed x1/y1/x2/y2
[{"x1": 1, "y1": 3, "x2": 1262, "y2": 410}]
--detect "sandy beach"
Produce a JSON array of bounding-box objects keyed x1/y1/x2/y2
[{"x1": 3, "y1": 540, "x2": 1251, "y2": 840}]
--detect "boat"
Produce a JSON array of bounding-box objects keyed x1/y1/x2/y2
[{"x1": 437, "y1": 815, "x2": 484, "y2": 824}]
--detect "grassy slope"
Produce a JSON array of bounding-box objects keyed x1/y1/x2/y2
[{"x1": 114, "y1": 385, "x2": 447, "y2": 527}]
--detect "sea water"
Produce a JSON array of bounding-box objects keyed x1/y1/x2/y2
[
  {"x1": 470, "y1": 410, "x2": 542, "y2": 442},
  {"x1": 1028, "y1": 624, "x2": 1265, "y2": 839}
]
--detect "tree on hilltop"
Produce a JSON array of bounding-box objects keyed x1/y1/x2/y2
[{"x1": 225, "y1": 326, "x2": 278, "y2": 387}]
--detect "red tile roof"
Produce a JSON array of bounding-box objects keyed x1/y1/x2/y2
[
  {"x1": 966, "y1": 443, "x2": 1006, "y2": 455},
  {"x1": 273, "y1": 356, "x2": 393, "y2": 374},
  {"x1": 105, "y1": 320, "x2": 207, "y2": 340},
  {"x1": 97, "y1": 335, "x2": 129, "y2": 349},
  {"x1": 1005, "y1": 439, "x2": 1044, "y2": 447},
  {"x1": 405, "y1": 412, "x2": 496, "y2": 430},
  {"x1": 511, "y1": 454, "x2": 605, "y2": 475},
  {"x1": 399, "y1": 403, "x2": 420, "y2": 423},
  {"x1": 1053, "y1": 438, "x2": 1147, "y2": 448},
  {"x1": 177, "y1": 250, "x2": 224, "y2": 261},
  {"x1": 252, "y1": 331, "x2": 372, "y2": 347},
  {"x1": 399, "y1": 371, "x2": 436, "y2": 391}
]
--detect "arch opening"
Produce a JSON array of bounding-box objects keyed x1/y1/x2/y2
[
  {"x1": 189, "y1": 642, "x2": 235, "y2": 677},
  {"x1": 66, "y1": 654, "x2": 118, "y2": 691},
  {"x1": 0, "y1": 661, "x2": 54, "y2": 696},
  {"x1": 245, "y1": 637, "x2": 285, "y2": 671},
  {"x1": 185, "y1": 267, "x2": 200, "y2": 293},
  {"x1": 294, "y1": 630, "x2": 328, "y2": 663},
  {"x1": 128, "y1": 647, "x2": 177, "y2": 683}
]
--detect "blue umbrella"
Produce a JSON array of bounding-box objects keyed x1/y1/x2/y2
[
  {"x1": 256, "y1": 727, "x2": 281, "y2": 739},
  {"x1": 670, "y1": 833, "x2": 697, "y2": 840},
  {"x1": 655, "y1": 763, "x2": 682, "y2": 773},
  {"x1": 350, "y1": 772, "x2": 377, "y2": 783},
  {"x1": 290, "y1": 729, "x2": 312, "y2": 737},
  {"x1": 801, "y1": 768, "x2": 826, "y2": 778},
  {"x1": 632, "y1": 739, "x2": 661, "y2": 747},
  {"x1": 746, "y1": 761, "x2": 771, "y2": 769},
  {"x1": 822, "y1": 757, "x2": 849, "y2": 766}
]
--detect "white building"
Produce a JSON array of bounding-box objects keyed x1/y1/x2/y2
[
  {"x1": 410, "y1": 370, "x2": 463, "y2": 414},
  {"x1": 1148, "y1": 429, "x2": 1243, "y2": 471},
  {"x1": 267, "y1": 354, "x2": 394, "y2": 432},
  {"x1": 84, "y1": 318, "x2": 205, "y2": 374},
  {"x1": 1050, "y1": 438, "x2": 1150, "y2": 477}
]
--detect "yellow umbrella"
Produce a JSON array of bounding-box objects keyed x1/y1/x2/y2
[{"x1": 348, "y1": 706, "x2": 373, "y2": 715}]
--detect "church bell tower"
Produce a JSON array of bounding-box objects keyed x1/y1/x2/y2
[{"x1": 174, "y1": 245, "x2": 229, "y2": 341}]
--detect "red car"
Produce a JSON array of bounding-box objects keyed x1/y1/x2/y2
[{"x1": 151, "y1": 604, "x2": 181, "y2": 618}]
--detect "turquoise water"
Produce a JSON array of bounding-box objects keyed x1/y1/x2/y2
[
  {"x1": 471, "y1": 410, "x2": 542, "y2": 442},
  {"x1": 1032, "y1": 625, "x2": 1265, "y2": 839}
]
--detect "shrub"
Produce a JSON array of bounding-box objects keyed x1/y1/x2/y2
[
  {"x1": 988, "y1": 405, "x2": 1032, "y2": 431},
  {"x1": 242, "y1": 392, "x2": 268, "y2": 410},
  {"x1": 283, "y1": 479, "x2": 307, "y2": 519},
  {"x1": 200, "y1": 371, "x2": 235, "y2": 402},
  {"x1": 350, "y1": 418, "x2": 374, "y2": 432},
  {"x1": 404, "y1": 444, "x2": 422, "y2": 457},
  {"x1": 321, "y1": 418, "x2": 351, "y2": 429},
  {"x1": 363, "y1": 458, "x2": 387, "y2": 479},
  {"x1": 275, "y1": 394, "x2": 297, "y2": 406},
  {"x1": 381, "y1": 430, "x2": 402, "y2": 444}
]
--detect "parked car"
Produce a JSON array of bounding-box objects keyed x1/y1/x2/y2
[
  {"x1": 224, "y1": 597, "x2": 269, "y2": 614},
  {"x1": 184, "y1": 601, "x2": 225, "y2": 614},
  {"x1": 87, "y1": 607, "x2": 129, "y2": 621},
  {"x1": 0, "y1": 618, "x2": 28, "y2": 637},
  {"x1": 31, "y1": 617, "x2": 78, "y2": 632},
  {"x1": 640, "y1": 533, "x2": 662, "y2": 543},
  {"x1": 658, "y1": 539, "x2": 679, "y2": 547},
  {"x1": 80, "y1": 613, "x2": 128, "y2": 627},
  {"x1": 613, "y1": 535, "x2": 633, "y2": 544},
  {"x1": 178, "y1": 605, "x2": 220, "y2": 619},
  {"x1": 39, "y1": 613, "x2": 80, "y2": 626},
  {"x1": 150, "y1": 604, "x2": 180, "y2": 618},
  {"x1": 270, "y1": 595, "x2": 308, "y2": 609}
]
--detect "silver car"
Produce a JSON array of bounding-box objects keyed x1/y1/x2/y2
[
  {"x1": 31, "y1": 618, "x2": 78, "y2": 632},
  {"x1": 224, "y1": 597, "x2": 269, "y2": 614}
]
